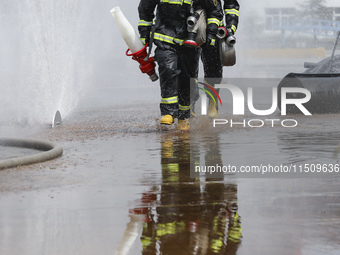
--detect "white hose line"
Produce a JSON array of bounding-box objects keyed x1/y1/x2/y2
[{"x1": 0, "y1": 139, "x2": 63, "y2": 170}]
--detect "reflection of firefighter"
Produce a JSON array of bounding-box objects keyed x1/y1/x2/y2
[{"x1": 114, "y1": 132, "x2": 242, "y2": 255}]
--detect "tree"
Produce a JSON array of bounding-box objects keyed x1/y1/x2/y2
[
  {"x1": 298, "y1": 0, "x2": 333, "y2": 46},
  {"x1": 300, "y1": 0, "x2": 332, "y2": 20}
]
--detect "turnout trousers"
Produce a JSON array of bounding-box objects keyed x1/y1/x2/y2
[
  {"x1": 155, "y1": 44, "x2": 199, "y2": 120},
  {"x1": 201, "y1": 40, "x2": 223, "y2": 108}
]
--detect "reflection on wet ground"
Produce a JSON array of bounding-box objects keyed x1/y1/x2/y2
[
  {"x1": 116, "y1": 132, "x2": 242, "y2": 254},
  {"x1": 0, "y1": 104, "x2": 339, "y2": 255}
]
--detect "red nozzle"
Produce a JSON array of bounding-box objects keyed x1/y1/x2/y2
[
  {"x1": 126, "y1": 44, "x2": 158, "y2": 82},
  {"x1": 183, "y1": 40, "x2": 198, "y2": 47}
]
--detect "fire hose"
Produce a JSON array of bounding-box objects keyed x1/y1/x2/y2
[{"x1": 0, "y1": 139, "x2": 63, "y2": 170}]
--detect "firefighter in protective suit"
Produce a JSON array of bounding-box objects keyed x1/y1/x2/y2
[
  {"x1": 138, "y1": 0, "x2": 223, "y2": 128},
  {"x1": 202, "y1": 0, "x2": 239, "y2": 118}
]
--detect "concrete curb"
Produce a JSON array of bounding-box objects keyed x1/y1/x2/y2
[{"x1": 0, "y1": 139, "x2": 63, "y2": 170}]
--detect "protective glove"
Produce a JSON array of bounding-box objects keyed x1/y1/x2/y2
[
  {"x1": 139, "y1": 27, "x2": 151, "y2": 45},
  {"x1": 206, "y1": 33, "x2": 217, "y2": 47},
  {"x1": 226, "y1": 27, "x2": 234, "y2": 36}
]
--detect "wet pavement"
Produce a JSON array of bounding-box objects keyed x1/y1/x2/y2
[{"x1": 1, "y1": 57, "x2": 340, "y2": 255}]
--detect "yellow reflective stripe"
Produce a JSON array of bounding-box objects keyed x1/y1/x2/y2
[
  {"x1": 154, "y1": 33, "x2": 175, "y2": 44},
  {"x1": 160, "y1": 0, "x2": 192, "y2": 4},
  {"x1": 225, "y1": 8, "x2": 239, "y2": 16},
  {"x1": 179, "y1": 104, "x2": 190, "y2": 111},
  {"x1": 138, "y1": 20, "x2": 152, "y2": 26},
  {"x1": 157, "y1": 222, "x2": 176, "y2": 236},
  {"x1": 174, "y1": 38, "x2": 184, "y2": 44},
  {"x1": 228, "y1": 212, "x2": 242, "y2": 242},
  {"x1": 161, "y1": 0, "x2": 182, "y2": 4},
  {"x1": 231, "y1": 25, "x2": 237, "y2": 33},
  {"x1": 163, "y1": 163, "x2": 179, "y2": 182},
  {"x1": 166, "y1": 175, "x2": 179, "y2": 183},
  {"x1": 210, "y1": 237, "x2": 224, "y2": 252},
  {"x1": 228, "y1": 228, "x2": 242, "y2": 242},
  {"x1": 207, "y1": 18, "x2": 220, "y2": 26},
  {"x1": 156, "y1": 221, "x2": 185, "y2": 237},
  {"x1": 166, "y1": 163, "x2": 179, "y2": 173},
  {"x1": 210, "y1": 38, "x2": 216, "y2": 46},
  {"x1": 141, "y1": 236, "x2": 153, "y2": 248},
  {"x1": 154, "y1": 33, "x2": 184, "y2": 45},
  {"x1": 140, "y1": 38, "x2": 146, "y2": 44},
  {"x1": 161, "y1": 96, "x2": 178, "y2": 104}
]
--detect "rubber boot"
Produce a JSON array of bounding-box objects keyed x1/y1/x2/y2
[
  {"x1": 207, "y1": 99, "x2": 218, "y2": 118},
  {"x1": 177, "y1": 119, "x2": 190, "y2": 131},
  {"x1": 160, "y1": 115, "x2": 174, "y2": 125},
  {"x1": 190, "y1": 102, "x2": 196, "y2": 118}
]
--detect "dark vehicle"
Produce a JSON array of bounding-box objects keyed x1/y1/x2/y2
[{"x1": 278, "y1": 32, "x2": 340, "y2": 114}]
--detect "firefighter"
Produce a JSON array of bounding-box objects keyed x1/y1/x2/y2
[
  {"x1": 202, "y1": 0, "x2": 240, "y2": 118},
  {"x1": 138, "y1": 0, "x2": 223, "y2": 129}
]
